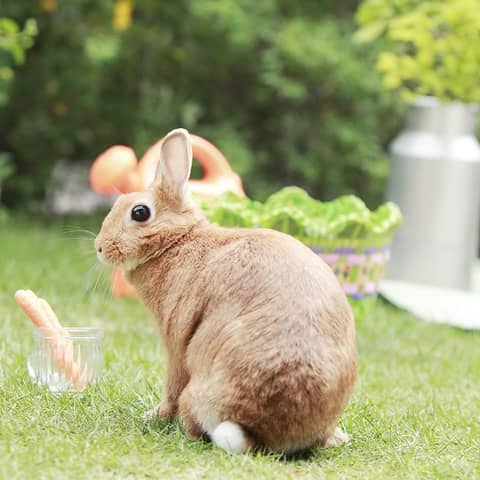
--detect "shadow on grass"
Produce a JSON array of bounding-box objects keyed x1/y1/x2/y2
[{"x1": 143, "y1": 415, "x2": 348, "y2": 462}]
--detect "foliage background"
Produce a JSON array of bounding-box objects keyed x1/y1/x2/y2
[
  {"x1": 355, "y1": 0, "x2": 480, "y2": 103},
  {"x1": 1, "y1": 0, "x2": 403, "y2": 208},
  {"x1": 0, "y1": 15, "x2": 36, "y2": 222}
]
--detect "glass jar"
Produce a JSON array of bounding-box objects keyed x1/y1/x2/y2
[{"x1": 27, "y1": 327, "x2": 103, "y2": 393}]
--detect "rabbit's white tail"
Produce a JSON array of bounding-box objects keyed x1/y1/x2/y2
[{"x1": 211, "y1": 421, "x2": 250, "y2": 454}]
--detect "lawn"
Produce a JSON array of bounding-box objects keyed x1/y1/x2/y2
[{"x1": 1, "y1": 217, "x2": 479, "y2": 480}]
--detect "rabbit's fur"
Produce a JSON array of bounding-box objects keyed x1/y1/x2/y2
[{"x1": 95, "y1": 129, "x2": 357, "y2": 454}]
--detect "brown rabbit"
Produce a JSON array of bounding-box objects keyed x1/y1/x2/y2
[{"x1": 95, "y1": 128, "x2": 357, "y2": 454}]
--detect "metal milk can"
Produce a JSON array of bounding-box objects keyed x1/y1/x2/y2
[{"x1": 386, "y1": 96, "x2": 480, "y2": 290}]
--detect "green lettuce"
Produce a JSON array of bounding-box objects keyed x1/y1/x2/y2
[{"x1": 194, "y1": 187, "x2": 402, "y2": 247}]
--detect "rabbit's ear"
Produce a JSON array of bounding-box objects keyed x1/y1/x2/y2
[{"x1": 155, "y1": 128, "x2": 192, "y2": 197}]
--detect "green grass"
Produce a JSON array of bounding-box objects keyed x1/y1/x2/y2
[{"x1": 1, "y1": 217, "x2": 479, "y2": 479}]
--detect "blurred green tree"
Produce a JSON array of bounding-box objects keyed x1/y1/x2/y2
[
  {"x1": 0, "y1": 0, "x2": 401, "y2": 207},
  {"x1": 0, "y1": 15, "x2": 36, "y2": 219},
  {"x1": 356, "y1": 0, "x2": 480, "y2": 103}
]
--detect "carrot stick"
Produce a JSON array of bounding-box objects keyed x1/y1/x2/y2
[
  {"x1": 71, "y1": 346, "x2": 83, "y2": 390},
  {"x1": 15, "y1": 289, "x2": 88, "y2": 391},
  {"x1": 37, "y1": 297, "x2": 69, "y2": 371},
  {"x1": 78, "y1": 363, "x2": 88, "y2": 390},
  {"x1": 16, "y1": 289, "x2": 67, "y2": 373},
  {"x1": 16, "y1": 289, "x2": 66, "y2": 369},
  {"x1": 38, "y1": 298, "x2": 64, "y2": 333},
  {"x1": 15, "y1": 290, "x2": 51, "y2": 330},
  {"x1": 64, "y1": 340, "x2": 74, "y2": 382}
]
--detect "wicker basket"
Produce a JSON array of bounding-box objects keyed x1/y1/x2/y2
[{"x1": 310, "y1": 244, "x2": 391, "y2": 299}]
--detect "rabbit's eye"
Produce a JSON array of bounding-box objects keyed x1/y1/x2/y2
[{"x1": 131, "y1": 204, "x2": 151, "y2": 222}]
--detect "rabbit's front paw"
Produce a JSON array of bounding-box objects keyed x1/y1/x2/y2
[{"x1": 143, "y1": 400, "x2": 177, "y2": 422}]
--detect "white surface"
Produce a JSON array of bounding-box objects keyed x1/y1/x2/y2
[{"x1": 379, "y1": 279, "x2": 480, "y2": 330}]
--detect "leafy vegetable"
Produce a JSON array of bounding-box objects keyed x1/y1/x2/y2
[{"x1": 195, "y1": 187, "x2": 403, "y2": 247}]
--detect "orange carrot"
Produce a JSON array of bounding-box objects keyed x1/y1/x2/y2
[
  {"x1": 78, "y1": 363, "x2": 88, "y2": 390},
  {"x1": 37, "y1": 296, "x2": 71, "y2": 373},
  {"x1": 64, "y1": 340, "x2": 74, "y2": 377},
  {"x1": 38, "y1": 297, "x2": 64, "y2": 333},
  {"x1": 16, "y1": 289, "x2": 65, "y2": 370},
  {"x1": 15, "y1": 290, "x2": 50, "y2": 329},
  {"x1": 15, "y1": 289, "x2": 88, "y2": 391}
]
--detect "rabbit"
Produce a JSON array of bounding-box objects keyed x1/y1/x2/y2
[{"x1": 94, "y1": 128, "x2": 357, "y2": 454}]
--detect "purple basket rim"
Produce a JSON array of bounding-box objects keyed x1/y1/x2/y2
[{"x1": 309, "y1": 245, "x2": 391, "y2": 254}]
